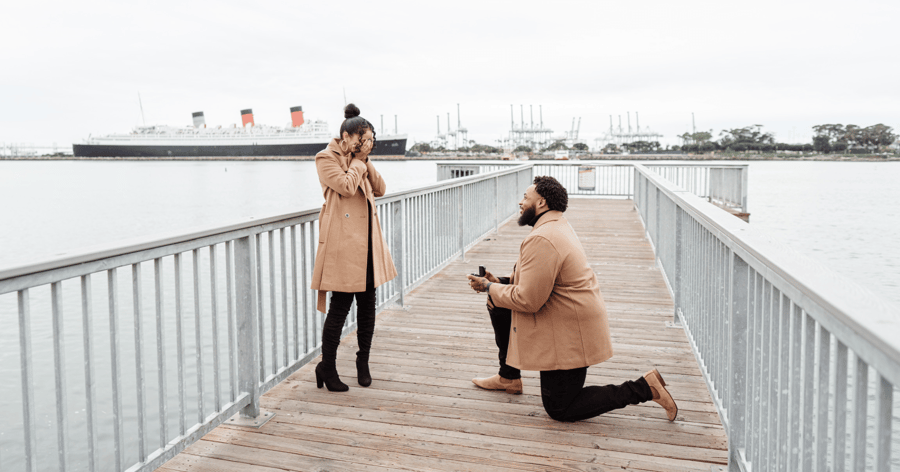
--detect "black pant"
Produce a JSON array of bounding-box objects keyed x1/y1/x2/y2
[
  {"x1": 488, "y1": 305, "x2": 521, "y2": 380},
  {"x1": 540, "y1": 368, "x2": 652, "y2": 422},
  {"x1": 487, "y1": 302, "x2": 652, "y2": 422}
]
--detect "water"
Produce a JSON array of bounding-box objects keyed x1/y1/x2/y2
[{"x1": 1, "y1": 159, "x2": 899, "y2": 470}]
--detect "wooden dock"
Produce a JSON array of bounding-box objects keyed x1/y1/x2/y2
[{"x1": 158, "y1": 199, "x2": 728, "y2": 472}]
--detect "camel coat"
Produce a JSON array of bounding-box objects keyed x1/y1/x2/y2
[
  {"x1": 488, "y1": 211, "x2": 613, "y2": 371},
  {"x1": 310, "y1": 138, "x2": 397, "y2": 313}
]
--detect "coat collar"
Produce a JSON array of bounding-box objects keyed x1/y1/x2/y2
[{"x1": 533, "y1": 210, "x2": 563, "y2": 230}]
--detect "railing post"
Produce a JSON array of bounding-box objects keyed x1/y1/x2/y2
[
  {"x1": 674, "y1": 207, "x2": 683, "y2": 325},
  {"x1": 740, "y1": 165, "x2": 749, "y2": 213},
  {"x1": 392, "y1": 199, "x2": 405, "y2": 307},
  {"x1": 729, "y1": 253, "x2": 749, "y2": 471},
  {"x1": 458, "y1": 185, "x2": 466, "y2": 261},
  {"x1": 235, "y1": 235, "x2": 260, "y2": 418},
  {"x1": 494, "y1": 176, "x2": 499, "y2": 234}
]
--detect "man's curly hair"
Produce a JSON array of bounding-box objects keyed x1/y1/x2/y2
[{"x1": 533, "y1": 176, "x2": 568, "y2": 212}]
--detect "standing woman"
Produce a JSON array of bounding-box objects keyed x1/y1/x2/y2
[{"x1": 310, "y1": 104, "x2": 397, "y2": 392}]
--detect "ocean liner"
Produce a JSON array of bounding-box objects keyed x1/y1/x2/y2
[{"x1": 72, "y1": 107, "x2": 408, "y2": 158}]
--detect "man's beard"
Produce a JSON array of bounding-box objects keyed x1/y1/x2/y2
[{"x1": 517, "y1": 205, "x2": 536, "y2": 226}]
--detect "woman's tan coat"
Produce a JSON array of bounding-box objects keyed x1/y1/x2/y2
[
  {"x1": 489, "y1": 211, "x2": 613, "y2": 371},
  {"x1": 310, "y1": 138, "x2": 397, "y2": 313}
]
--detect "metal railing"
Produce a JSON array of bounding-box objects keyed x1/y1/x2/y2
[
  {"x1": 0, "y1": 164, "x2": 532, "y2": 472},
  {"x1": 438, "y1": 162, "x2": 747, "y2": 207},
  {"x1": 646, "y1": 163, "x2": 748, "y2": 212},
  {"x1": 633, "y1": 164, "x2": 898, "y2": 471}
]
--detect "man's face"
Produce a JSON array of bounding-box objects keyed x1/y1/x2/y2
[{"x1": 517, "y1": 185, "x2": 544, "y2": 226}]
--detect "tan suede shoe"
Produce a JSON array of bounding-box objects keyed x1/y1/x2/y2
[
  {"x1": 644, "y1": 368, "x2": 677, "y2": 421},
  {"x1": 472, "y1": 374, "x2": 523, "y2": 394}
]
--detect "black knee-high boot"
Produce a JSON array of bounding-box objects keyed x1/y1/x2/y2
[
  {"x1": 355, "y1": 287, "x2": 376, "y2": 387},
  {"x1": 317, "y1": 292, "x2": 353, "y2": 392}
]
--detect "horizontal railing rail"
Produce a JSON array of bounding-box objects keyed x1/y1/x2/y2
[
  {"x1": 0, "y1": 164, "x2": 533, "y2": 472},
  {"x1": 633, "y1": 164, "x2": 898, "y2": 471}
]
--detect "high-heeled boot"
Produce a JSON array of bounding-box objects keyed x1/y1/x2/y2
[
  {"x1": 315, "y1": 362, "x2": 349, "y2": 392},
  {"x1": 356, "y1": 351, "x2": 372, "y2": 387}
]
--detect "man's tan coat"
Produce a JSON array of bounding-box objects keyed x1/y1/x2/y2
[
  {"x1": 489, "y1": 211, "x2": 613, "y2": 371},
  {"x1": 310, "y1": 138, "x2": 397, "y2": 312}
]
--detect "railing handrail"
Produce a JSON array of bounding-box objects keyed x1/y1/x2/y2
[
  {"x1": 633, "y1": 164, "x2": 900, "y2": 384},
  {"x1": 0, "y1": 164, "x2": 532, "y2": 288}
]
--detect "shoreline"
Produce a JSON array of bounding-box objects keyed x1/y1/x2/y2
[{"x1": 1, "y1": 153, "x2": 897, "y2": 162}]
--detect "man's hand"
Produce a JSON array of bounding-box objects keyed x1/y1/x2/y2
[
  {"x1": 482, "y1": 269, "x2": 500, "y2": 284},
  {"x1": 467, "y1": 275, "x2": 490, "y2": 293}
]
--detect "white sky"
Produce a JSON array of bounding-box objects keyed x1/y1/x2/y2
[{"x1": 2, "y1": 0, "x2": 898, "y2": 148}]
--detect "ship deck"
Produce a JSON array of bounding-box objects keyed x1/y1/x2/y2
[{"x1": 157, "y1": 198, "x2": 728, "y2": 472}]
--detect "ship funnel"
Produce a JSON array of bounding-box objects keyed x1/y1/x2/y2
[
  {"x1": 290, "y1": 106, "x2": 304, "y2": 127},
  {"x1": 241, "y1": 109, "x2": 255, "y2": 127},
  {"x1": 192, "y1": 111, "x2": 206, "y2": 128}
]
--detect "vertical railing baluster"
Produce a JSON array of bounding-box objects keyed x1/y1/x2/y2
[
  {"x1": 174, "y1": 253, "x2": 186, "y2": 435},
  {"x1": 458, "y1": 186, "x2": 465, "y2": 261},
  {"x1": 210, "y1": 246, "x2": 221, "y2": 412},
  {"x1": 393, "y1": 199, "x2": 405, "y2": 308},
  {"x1": 833, "y1": 341, "x2": 849, "y2": 472},
  {"x1": 226, "y1": 240, "x2": 237, "y2": 401},
  {"x1": 815, "y1": 326, "x2": 831, "y2": 471},
  {"x1": 290, "y1": 226, "x2": 299, "y2": 361},
  {"x1": 874, "y1": 375, "x2": 893, "y2": 471},
  {"x1": 280, "y1": 229, "x2": 288, "y2": 367},
  {"x1": 80, "y1": 275, "x2": 97, "y2": 472},
  {"x1": 851, "y1": 355, "x2": 868, "y2": 471},
  {"x1": 308, "y1": 226, "x2": 317, "y2": 351},
  {"x1": 132, "y1": 263, "x2": 146, "y2": 461},
  {"x1": 256, "y1": 233, "x2": 265, "y2": 381},
  {"x1": 299, "y1": 224, "x2": 308, "y2": 354},
  {"x1": 777, "y1": 293, "x2": 790, "y2": 469},
  {"x1": 269, "y1": 230, "x2": 277, "y2": 374},
  {"x1": 759, "y1": 281, "x2": 772, "y2": 463},
  {"x1": 728, "y1": 253, "x2": 748, "y2": 466},
  {"x1": 801, "y1": 312, "x2": 815, "y2": 472},
  {"x1": 236, "y1": 235, "x2": 260, "y2": 418},
  {"x1": 192, "y1": 248, "x2": 204, "y2": 424},
  {"x1": 154, "y1": 258, "x2": 168, "y2": 451},
  {"x1": 18, "y1": 289, "x2": 37, "y2": 472},
  {"x1": 108, "y1": 269, "x2": 124, "y2": 471},
  {"x1": 789, "y1": 303, "x2": 802, "y2": 471},
  {"x1": 51, "y1": 281, "x2": 68, "y2": 470}
]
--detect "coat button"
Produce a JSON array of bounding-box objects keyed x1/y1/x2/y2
[
  {"x1": 513, "y1": 327, "x2": 516, "y2": 332},
  {"x1": 345, "y1": 213, "x2": 350, "y2": 218}
]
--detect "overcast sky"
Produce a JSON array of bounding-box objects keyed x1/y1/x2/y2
[{"x1": 2, "y1": 0, "x2": 897, "y2": 149}]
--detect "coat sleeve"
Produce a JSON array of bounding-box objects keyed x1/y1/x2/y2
[
  {"x1": 316, "y1": 153, "x2": 368, "y2": 198},
  {"x1": 366, "y1": 160, "x2": 387, "y2": 197},
  {"x1": 489, "y1": 236, "x2": 559, "y2": 313}
]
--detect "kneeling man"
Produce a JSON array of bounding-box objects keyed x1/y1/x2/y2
[{"x1": 467, "y1": 176, "x2": 677, "y2": 422}]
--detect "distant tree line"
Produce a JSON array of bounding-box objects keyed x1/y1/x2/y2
[
  {"x1": 811, "y1": 123, "x2": 896, "y2": 153},
  {"x1": 673, "y1": 123, "x2": 896, "y2": 154}
]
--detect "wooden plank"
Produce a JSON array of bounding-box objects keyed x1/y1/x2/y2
[{"x1": 163, "y1": 199, "x2": 728, "y2": 472}]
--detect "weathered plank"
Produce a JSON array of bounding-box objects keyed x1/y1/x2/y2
[{"x1": 161, "y1": 198, "x2": 727, "y2": 471}]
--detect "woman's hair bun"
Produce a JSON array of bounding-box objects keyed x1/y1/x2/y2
[{"x1": 344, "y1": 103, "x2": 361, "y2": 119}]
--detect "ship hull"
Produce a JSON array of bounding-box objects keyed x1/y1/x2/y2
[{"x1": 72, "y1": 138, "x2": 407, "y2": 158}]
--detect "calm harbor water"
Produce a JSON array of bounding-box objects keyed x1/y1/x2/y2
[{"x1": 0, "y1": 159, "x2": 898, "y2": 470}]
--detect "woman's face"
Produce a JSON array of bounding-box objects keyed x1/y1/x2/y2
[{"x1": 344, "y1": 129, "x2": 374, "y2": 153}]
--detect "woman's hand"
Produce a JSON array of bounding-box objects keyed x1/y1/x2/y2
[{"x1": 358, "y1": 138, "x2": 373, "y2": 158}]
